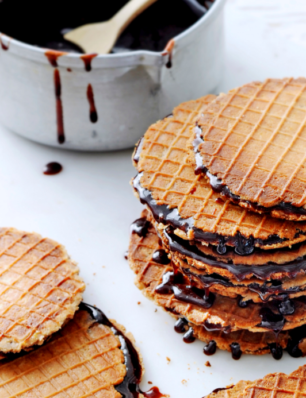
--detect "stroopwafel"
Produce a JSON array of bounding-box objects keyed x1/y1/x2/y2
[
  {"x1": 0, "y1": 228, "x2": 85, "y2": 354},
  {"x1": 193, "y1": 78, "x2": 306, "y2": 221}
]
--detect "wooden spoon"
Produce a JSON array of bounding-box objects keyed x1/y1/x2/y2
[{"x1": 64, "y1": 0, "x2": 157, "y2": 54}]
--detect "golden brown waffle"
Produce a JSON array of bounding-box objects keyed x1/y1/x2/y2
[
  {"x1": 128, "y1": 211, "x2": 306, "y2": 334},
  {"x1": 241, "y1": 365, "x2": 306, "y2": 397},
  {"x1": 0, "y1": 228, "x2": 85, "y2": 354},
  {"x1": 204, "y1": 381, "x2": 252, "y2": 398},
  {"x1": 195, "y1": 78, "x2": 306, "y2": 221},
  {"x1": 133, "y1": 95, "x2": 306, "y2": 251},
  {"x1": 0, "y1": 307, "x2": 144, "y2": 398}
]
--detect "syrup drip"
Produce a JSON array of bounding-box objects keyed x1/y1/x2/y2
[
  {"x1": 174, "y1": 318, "x2": 188, "y2": 333},
  {"x1": 230, "y1": 342, "x2": 242, "y2": 360},
  {"x1": 152, "y1": 250, "x2": 171, "y2": 265},
  {"x1": 142, "y1": 387, "x2": 167, "y2": 398},
  {"x1": 203, "y1": 340, "x2": 216, "y2": 356},
  {"x1": 124, "y1": 251, "x2": 128, "y2": 260},
  {"x1": 54, "y1": 69, "x2": 65, "y2": 144},
  {"x1": 87, "y1": 84, "x2": 98, "y2": 123},
  {"x1": 43, "y1": 162, "x2": 63, "y2": 175},
  {"x1": 287, "y1": 325, "x2": 306, "y2": 358},
  {"x1": 279, "y1": 299, "x2": 295, "y2": 315},
  {"x1": 45, "y1": 50, "x2": 66, "y2": 67},
  {"x1": 0, "y1": 35, "x2": 9, "y2": 50},
  {"x1": 131, "y1": 217, "x2": 150, "y2": 237},
  {"x1": 155, "y1": 271, "x2": 215, "y2": 309},
  {"x1": 81, "y1": 53, "x2": 98, "y2": 72},
  {"x1": 269, "y1": 343, "x2": 283, "y2": 360},
  {"x1": 238, "y1": 297, "x2": 249, "y2": 308},
  {"x1": 193, "y1": 125, "x2": 306, "y2": 218},
  {"x1": 183, "y1": 327, "x2": 195, "y2": 343},
  {"x1": 259, "y1": 308, "x2": 285, "y2": 333}
]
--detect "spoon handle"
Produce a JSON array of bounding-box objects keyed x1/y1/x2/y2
[{"x1": 112, "y1": 0, "x2": 157, "y2": 35}]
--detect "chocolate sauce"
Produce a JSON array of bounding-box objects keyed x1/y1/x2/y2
[
  {"x1": 183, "y1": 327, "x2": 195, "y2": 343},
  {"x1": 238, "y1": 298, "x2": 249, "y2": 308},
  {"x1": 204, "y1": 340, "x2": 216, "y2": 356},
  {"x1": 0, "y1": 35, "x2": 9, "y2": 50},
  {"x1": 81, "y1": 53, "x2": 98, "y2": 72},
  {"x1": 155, "y1": 271, "x2": 215, "y2": 309},
  {"x1": 193, "y1": 125, "x2": 306, "y2": 218},
  {"x1": 230, "y1": 342, "x2": 242, "y2": 360},
  {"x1": 152, "y1": 250, "x2": 171, "y2": 265},
  {"x1": 87, "y1": 84, "x2": 98, "y2": 123},
  {"x1": 279, "y1": 299, "x2": 295, "y2": 315},
  {"x1": 211, "y1": 387, "x2": 232, "y2": 394},
  {"x1": 287, "y1": 325, "x2": 306, "y2": 358},
  {"x1": 80, "y1": 303, "x2": 142, "y2": 398},
  {"x1": 45, "y1": 50, "x2": 66, "y2": 67},
  {"x1": 125, "y1": 251, "x2": 128, "y2": 260},
  {"x1": 269, "y1": 343, "x2": 283, "y2": 360},
  {"x1": 164, "y1": 228, "x2": 306, "y2": 282},
  {"x1": 133, "y1": 137, "x2": 144, "y2": 164},
  {"x1": 131, "y1": 217, "x2": 150, "y2": 237},
  {"x1": 54, "y1": 69, "x2": 65, "y2": 144},
  {"x1": 259, "y1": 308, "x2": 285, "y2": 333},
  {"x1": 43, "y1": 162, "x2": 63, "y2": 175},
  {"x1": 133, "y1": 173, "x2": 294, "y2": 255},
  {"x1": 142, "y1": 387, "x2": 167, "y2": 398},
  {"x1": 174, "y1": 317, "x2": 188, "y2": 333},
  {"x1": 203, "y1": 320, "x2": 231, "y2": 333}
]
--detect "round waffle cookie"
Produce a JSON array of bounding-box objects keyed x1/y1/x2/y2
[
  {"x1": 0, "y1": 227, "x2": 85, "y2": 354},
  {"x1": 193, "y1": 78, "x2": 306, "y2": 221},
  {"x1": 128, "y1": 212, "x2": 306, "y2": 334},
  {"x1": 132, "y1": 95, "x2": 306, "y2": 256},
  {"x1": 0, "y1": 304, "x2": 145, "y2": 398}
]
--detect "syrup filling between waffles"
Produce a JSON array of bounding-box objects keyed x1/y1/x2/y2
[
  {"x1": 193, "y1": 123, "x2": 306, "y2": 217},
  {"x1": 132, "y1": 173, "x2": 300, "y2": 255}
]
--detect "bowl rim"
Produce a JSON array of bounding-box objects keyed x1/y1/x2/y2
[{"x1": 0, "y1": 0, "x2": 226, "y2": 66}]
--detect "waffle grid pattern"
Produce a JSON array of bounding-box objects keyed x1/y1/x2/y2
[
  {"x1": 0, "y1": 228, "x2": 85, "y2": 353},
  {"x1": 197, "y1": 78, "x2": 306, "y2": 209},
  {"x1": 137, "y1": 95, "x2": 306, "y2": 244},
  {"x1": 0, "y1": 310, "x2": 125, "y2": 398},
  {"x1": 128, "y1": 215, "x2": 297, "y2": 336}
]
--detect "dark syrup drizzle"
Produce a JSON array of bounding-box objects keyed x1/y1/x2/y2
[
  {"x1": 152, "y1": 250, "x2": 171, "y2": 265},
  {"x1": 183, "y1": 327, "x2": 195, "y2": 343},
  {"x1": 279, "y1": 299, "x2": 295, "y2": 315},
  {"x1": 80, "y1": 303, "x2": 167, "y2": 398},
  {"x1": 45, "y1": 50, "x2": 66, "y2": 67},
  {"x1": 204, "y1": 341, "x2": 216, "y2": 356},
  {"x1": 125, "y1": 251, "x2": 129, "y2": 260},
  {"x1": 81, "y1": 53, "x2": 98, "y2": 71},
  {"x1": 87, "y1": 84, "x2": 98, "y2": 123},
  {"x1": 133, "y1": 172, "x2": 293, "y2": 256},
  {"x1": 258, "y1": 308, "x2": 285, "y2": 334},
  {"x1": 269, "y1": 343, "x2": 283, "y2": 360},
  {"x1": 155, "y1": 271, "x2": 215, "y2": 309},
  {"x1": 0, "y1": 35, "x2": 9, "y2": 50},
  {"x1": 164, "y1": 228, "x2": 306, "y2": 282},
  {"x1": 230, "y1": 342, "x2": 242, "y2": 360},
  {"x1": 43, "y1": 162, "x2": 63, "y2": 175},
  {"x1": 193, "y1": 125, "x2": 306, "y2": 217},
  {"x1": 131, "y1": 217, "x2": 150, "y2": 237},
  {"x1": 54, "y1": 69, "x2": 65, "y2": 144},
  {"x1": 174, "y1": 318, "x2": 188, "y2": 333}
]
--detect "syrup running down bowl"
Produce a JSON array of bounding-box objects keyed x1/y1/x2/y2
[{"x1": 0, "y1": 0, "x2": 225, "y2": 151}]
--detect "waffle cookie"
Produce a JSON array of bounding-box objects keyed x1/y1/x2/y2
[
  {"x1": 193, "y1": 78, "x2": 306, "y2": 221},
  {"x1": 132, "y1": 95, "x2": 306, "y2": 255},
  {"x1": 128, "y1": 211, "x2": 306, "y2": 359},
  {"x1": 206, "y1": 364, "x2": 306, "y2": 398},
  {"x1": 0, "y1": 304, "x2": 145, "y2": 398},
  {"x1": 0, "y1": 228, "x2": 85, "y2": 354}
]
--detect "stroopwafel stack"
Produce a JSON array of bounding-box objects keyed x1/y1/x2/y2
[{"x1": 128, "y1": 91, "x2": 306, "y2": 360}]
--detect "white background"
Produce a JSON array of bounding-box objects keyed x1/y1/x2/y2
[{"x1": 2, "y1": 0, "x2": 306, "y2": 396}]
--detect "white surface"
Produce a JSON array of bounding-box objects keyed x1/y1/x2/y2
[{"x1": 0, "y1": 0, "x2": 306, "y2": 397}]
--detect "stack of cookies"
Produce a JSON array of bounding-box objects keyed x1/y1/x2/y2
[
  {"x1": 128, "y1": 78, "x2": 306, "y2": 360},
  {"x1": 0, "y1": 228, "x2": 145, "y2": 397}
]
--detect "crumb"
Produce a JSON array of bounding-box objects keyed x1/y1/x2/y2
[
  {"x1": 205, "y1": 361, "x2": 211, "y2": 367},
  {"x1": 182, "y1": 380, "x2": 187, "y2": 385},
  {"x1": 138, "y1": 302, "x2": 141, "y2": 305},
  {"x1": 148, "y1": 381, "x2": 152, "y2": 385},
  {"x1": 166, "y1": 357, "x2": 171, "y2": 363},
  {"x1": 102, "y1": 266, "x2": 106, "y2": 268},
  {"x1": 155, "y1": 309, "x2": 158, "y2": 312},
  {"x1": 93, "y1": 273, "x2": 96, "y2": 276}
]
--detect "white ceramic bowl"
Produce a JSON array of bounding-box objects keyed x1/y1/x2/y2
[{"x1": 0, "y1": 0, "x2": 226, "y2": 151}]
